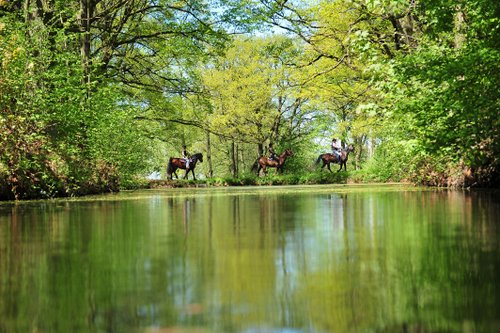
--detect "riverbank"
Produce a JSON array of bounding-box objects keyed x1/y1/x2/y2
[
  {"x1": 1, "y1": 166, "x2": 497, "y2": 201},
  {"x1": 146, "y1": 172, "x2": 351, "y2": 189}
]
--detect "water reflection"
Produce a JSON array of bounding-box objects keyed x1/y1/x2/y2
[{"x1": 0, "y1": 186, "x2": 499, "y2": 333}]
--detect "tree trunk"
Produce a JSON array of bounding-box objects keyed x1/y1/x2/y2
[
  {"x1": 454, "y1": 9, "x2": 466, "y2": 48},
  {"x1": 354, "y1": 135, "x2": 366, "y2": 170},
  {"x1": 389, "y1": 15, "x2": 404, "y2": 51},
  {"x1": 206, "y1": 130, "x2": 213, "y2": 178},
  {"x1": 368, "y1": 137, "x2": 376, "y2": 159},
  {"x1": 258, "y1": 143, "x2": 264, "y2": 157},
  {"x1": 79, "y1": 0, "x2": 94, "y2": 89},
  {"x1": 230, "y1": 141, "x2": 237, "y2": 177},
  {"x1": 235, "y1": 143, "x2": 239, "y2": 176}
]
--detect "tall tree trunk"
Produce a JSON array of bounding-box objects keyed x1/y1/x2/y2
[
  {"x1": 258, "y1": 143, "x2": 264, "y2": 157},
  {"x1": 454, "y1": 9, "x2": 466, "y2": 48},
  {"x1": 368, "y1": 137, "x2": 376, "y2": 159},
  {"x1": 79, "y1": 0, "x2": 94, "y2": 90},
  {"x1": 230, "y1": 141, "x2": 237, "y2": 177},
  {"x1": 257, "y1": 143, "x2": 265, "y2": 158},
  {"x1": 354, "y1": 135, "x2": 366, "y2": 170},
  {"x1": 206, "y1": 130, "x2": 213, "y2": 178},
  {"x1": 389, "y1": 15, "x2": 404, "y2": 51},
  {"x1": 24, "y1": 0, "x2": 31, "y2": 24},
  {"x1": 340, "y1": 109, "x2": 349, "y2": 149},
  {"x1": 235, "y1": 143, "x2": 239, "y2": 176}
]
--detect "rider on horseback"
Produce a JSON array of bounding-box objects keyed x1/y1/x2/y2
[
  {"x1": 182, "y1": 145, "x2": 191, "y2": 169},
  {"x1": 268, "y1": 142, "x2": 277, "y2": 162},
  {"x1": 331, "y1": 138, "x2": 342, "y2": 164}
]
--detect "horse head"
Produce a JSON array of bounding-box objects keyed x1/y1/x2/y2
[
  {"x1": 277, "y1": 149, "x2": 293, "y2": 165},
  {"x1": 346, "y1": 144, "x2": 355, "y2": 153},
  {"x1": 192, "y1": 152, "x2": 203, "y2": 162}
]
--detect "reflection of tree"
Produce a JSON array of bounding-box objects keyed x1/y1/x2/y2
[
  {"x1": 182, "y1": 198, "x2": 191, "y2": 234},
  {"x1": 1, "y1": 189, "x2": 499, "y2": 332},
  {"x1": 231, "y1": 196, "x2": 241, "y2": 235}
]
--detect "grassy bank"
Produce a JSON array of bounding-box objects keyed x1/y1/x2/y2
[{"x1": 146, "y1": 171, "x2": 352, "y2": 188}]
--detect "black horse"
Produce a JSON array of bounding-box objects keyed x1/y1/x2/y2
[
  {"x1": 315, "y1": 144, "x2": 355, "y2": 172},
  {"x1": 167, "y1": 152, "x2": 203, "y2": 180}
]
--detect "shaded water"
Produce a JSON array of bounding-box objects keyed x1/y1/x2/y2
[{"x1": 0, "y1": 185, "x2": 499, "y2": 333}]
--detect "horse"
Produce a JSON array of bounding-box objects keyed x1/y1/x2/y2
[
  {"x1": 167, "y1": 152, "x2": 203, "y2": 180},
  {"x1": 252, "y1": 149, "x2": 293, "y2": 176},
  {"x1": 315, "y1": 144, "x2": 355, "y2": 172}
]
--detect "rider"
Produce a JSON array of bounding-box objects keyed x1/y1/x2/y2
[
  {"x1": 268, "y1": 142, "x2": 277, "y2": 161},
  {"x1": 331, "y1": 138, "x2": 342, "y2": 163},
  {"x1": 182, "y1": 145, "x2": 191, "y2": 169}
]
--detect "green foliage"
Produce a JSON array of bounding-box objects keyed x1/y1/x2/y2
[
  {"x1": 0, "y1": 0, "x2": 240, "y2": 199},
  {"x1": 0, "y1": 17, "x2": 83, "y2": 199},
  {"x1": 0, "y1": 7, "x2": 164, "y2": 199},
  {"x1": 201, "y1": 171, "x2": 349, "y2": 187},
  {"x1": 342, "y1": 0, "x2": 500, "y2": 187},
  {"x1": 385, "y1": 5, "x2": 498, "y2": 186},
  {"x1": 203, "y1": 36, "x2": 297, "y2": 144},
  {"x1": 2, "y1": 0, "x2": 499, "y2": 199},
  {"x1": 87, "y1": 87, "x2": 157, "y2": 187}
]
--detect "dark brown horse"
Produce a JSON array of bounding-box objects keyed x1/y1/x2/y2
[
  {"x1": 252, "y1": 149, "x2": 293, "y2": 176},
  {"x1": 315, "y1": 144, "x2": 354, "y2": 172},
  {"x1": 167, "y1": 152, "x2": 203, "y2": 180}
]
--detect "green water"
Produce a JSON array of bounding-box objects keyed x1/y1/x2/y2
[{"x1": 0, "y1": 185, "x2": 499, "y2": 333}]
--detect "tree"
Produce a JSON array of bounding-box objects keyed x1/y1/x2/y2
[
  {"x1": 363, "y1": 0, "x2": 500, "y2": 185},
  {"x1": 202, "y1": 36, "x2": 316, "y2": 176}
]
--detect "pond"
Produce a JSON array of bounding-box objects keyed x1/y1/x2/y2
[{"x1": 0, "y1": 184, "x2": 499, "y2": 333}]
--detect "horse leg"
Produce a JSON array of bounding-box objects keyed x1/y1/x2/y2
[
  {"x1": 326, "y1": 162, "x2": 332, "y2": 173},
  {"x1": 191, "y1": 168, "x2": 196, "y2": 180},
  {"x1": 337, "y1": 161, "x2": 344, "y2": 172},
  {"x1": 169, "y1": 167, "x2": 177, "y2": 180}
]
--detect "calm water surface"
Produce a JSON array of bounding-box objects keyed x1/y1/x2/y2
[{"x1": 0, "y1": 185, "x2": 499, "y2": 333}]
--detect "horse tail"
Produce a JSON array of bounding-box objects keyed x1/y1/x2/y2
[
  {"x1": 166, "y1": 158, "x2": 174, "y2": 177},
  {"x1": 251, "y1": 158, "x2": 259, "y2": 172},
  {"x1": 315, "y1": 154, "x2": 323, "y2": 165}
]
